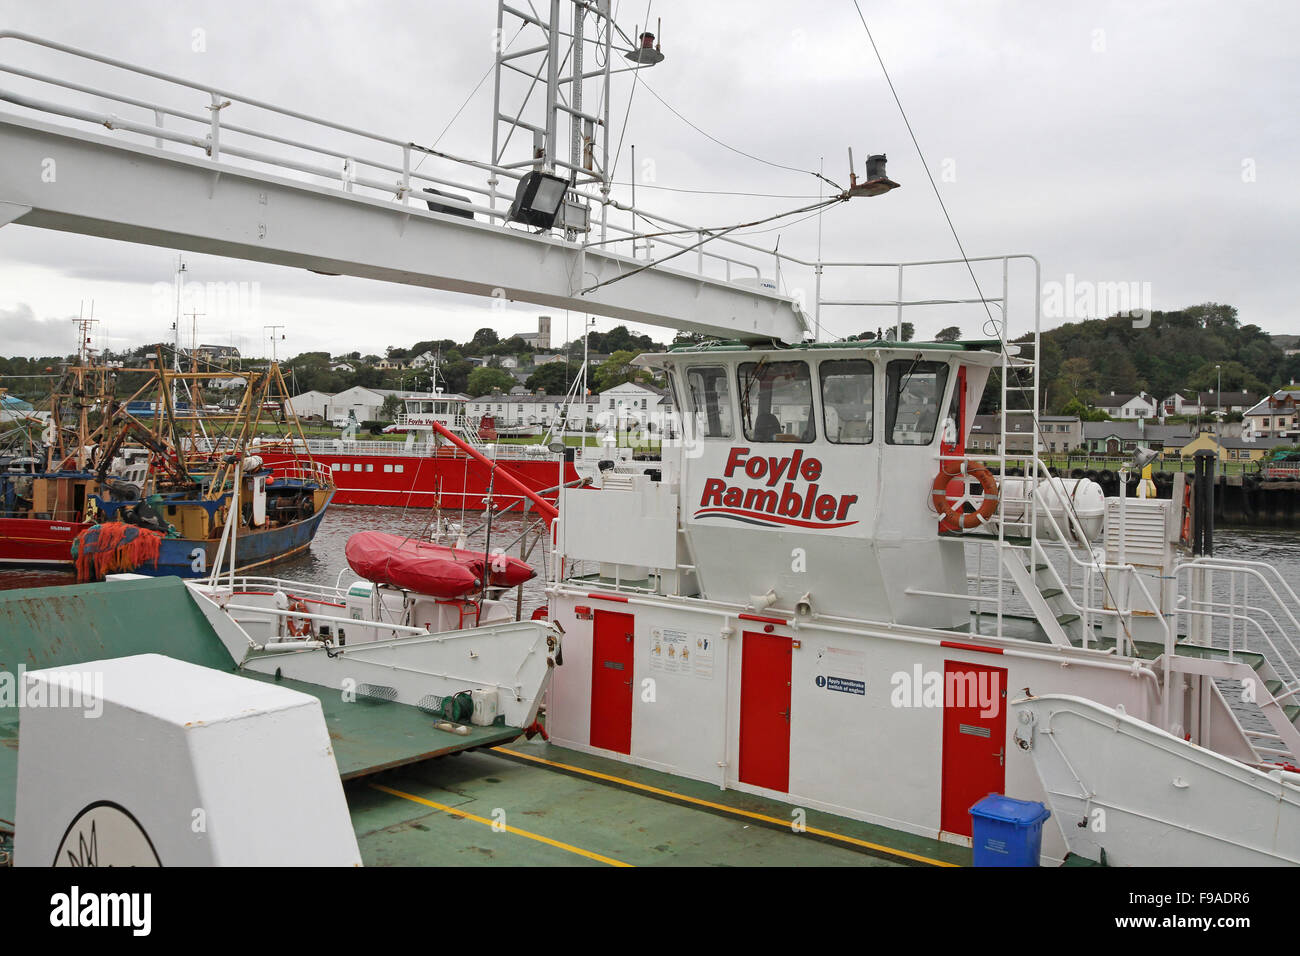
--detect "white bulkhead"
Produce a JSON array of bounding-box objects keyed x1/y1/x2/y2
[{"x1": 545, "y1": 340, "x2": 1251, "y2": 861}]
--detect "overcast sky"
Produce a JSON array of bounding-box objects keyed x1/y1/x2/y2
[{"x1": 0, "y1": 0, "x2": 1296, "y2": 359}]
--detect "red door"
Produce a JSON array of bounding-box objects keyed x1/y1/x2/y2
[
  {"x1": 589, "y1": 610, "x2": 635, "y2": 754},
  {"x1": 940, "y1": 659, "x2": 1008, "y2": 837},
  {"x1": 738, "y1": 632, "x2": 793, "y2": 792}
]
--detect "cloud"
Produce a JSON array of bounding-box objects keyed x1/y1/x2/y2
[
  {"x1": 0, "y1": 0, "x2": 1296, "y2": 354},
  {"x1": 0, "y1": 302, "x2": 81, "y2": 356}
]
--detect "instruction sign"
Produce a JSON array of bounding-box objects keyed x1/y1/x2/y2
[
  {"x1": 815, "y1": 645, "x2": 866, "y2": 696},
  {"x1": 650, "y1": 628, "x2": 714, "y2": 679}
]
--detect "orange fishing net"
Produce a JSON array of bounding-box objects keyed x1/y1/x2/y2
[{"x1": 73, "y1": 522, "x2": 165, "y2": 582}]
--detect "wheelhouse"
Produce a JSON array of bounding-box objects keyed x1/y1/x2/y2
[{"x1": 552, "y1": 340, "x2": 1006, "y2": 628}]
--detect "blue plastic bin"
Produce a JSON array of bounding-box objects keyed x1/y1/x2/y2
[{"x1": 969, "y1": 794, "x2": 1051, "y2": 867}]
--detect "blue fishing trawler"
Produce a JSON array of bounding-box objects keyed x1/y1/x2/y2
[{"x1": 1, "y1": 341, "x2": 334, "y2": 580}]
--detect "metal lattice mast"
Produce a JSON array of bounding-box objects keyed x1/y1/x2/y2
[{"x1": 488, "y1": 0, "x2": 617, "y2": 212}]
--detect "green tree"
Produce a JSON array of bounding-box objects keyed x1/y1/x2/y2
[
  {"x1": 466, "y1": 366, "x2": 516, "y2": 397},
  {"x1": 440, "y1": 360, "x2": 472, "y2": 393},
  {"x1": 1186, "y1": 360, "x2": 1265, "y2": 395},
  {"x1": 934, "y1": 326, "x2": 961, "y2": 342},
  {"x1": 1061, "y1": 398, "x2": 1111, "y2": 422},
  {"x1": 592, "y1": 350, "x2": 651, "y2": 391},
  {"x1": 526, "y1": 361, "x2": 580, "y2": 394}
]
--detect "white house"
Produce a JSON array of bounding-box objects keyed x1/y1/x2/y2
[
  {"x1": 465, "y1": 392, "x2": 582, "y2": 429},
  {"x1": 284, "y1": 389, "x2": 333, "y2": 420},
  {"x1": 600, "y1": 382, "x2": 672, "y2": 430},
  {"x1": 1243, "y1": 387, "x2": 1300, "y2": 441},
  {"x1": 1094, "y1": 390, "x2": 1158, "y2": 419},
  {"x1": 1160, "y1": 391, "x2": 1200, "y2": 417},
  {"x1": 329, "y1": 386, "x2": 406, "y2": 421},
  {"x1": 408, "y1": 351, "x2": 437, "y2": 368}
]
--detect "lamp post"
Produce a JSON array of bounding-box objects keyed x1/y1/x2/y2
[
  {"x1": 172, "y1": 255, "x2": 187, "y2": 408},
  {"x1": 264, "y1": 325, "x2": 286, "y2": 364},
  {"x1": 582, "y1": 316, "x2": 596, "y2": 402},
  {"x1": 1215, "y1": 364, "x2": 1222, "y2": 461}
]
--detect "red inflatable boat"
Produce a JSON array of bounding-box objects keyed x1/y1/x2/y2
[{"x1": 345, "y1": 531, "x2": 537, "y2": 598}]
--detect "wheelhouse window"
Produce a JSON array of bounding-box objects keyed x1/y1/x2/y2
[
  {"x1": 684, "y1": 365, "x2": 734, "y2": 439},
  {"x1": 885, "y1": 359, "x2": 951, "y2": 445},
  {"x1": 820, "y1": 359, "x2": 874, "y2": 444},
  {"x1": 739, "y1": 360, "x2": 814, "y2": 443}
]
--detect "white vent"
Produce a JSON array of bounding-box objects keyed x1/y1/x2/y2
[
  {"x1": 1103, "y1": 498, "x2": 1170, "y2": 567},
  {"x1": 601, "y1": 472, "x2": 639, "y2": 492}
]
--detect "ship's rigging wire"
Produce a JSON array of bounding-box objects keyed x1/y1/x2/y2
[
  {"x1": 848, "y1": 0, "x2": 991, "y2": 334},
  {"x1": 579, "y1": 195, "x2": 842, "y2": 295},
  {"x1": 609, "y1": 181, "x2": 822, "y2": 199},
  {"x1": 635, "y1": 78, "x2": 843, "y2": 194},
  {"x1": 408, "y1": 16, "x2": 532, "y2": 186},
  {"x1": 849, "y1": 0, "x2": 1135, "y2": 646}
]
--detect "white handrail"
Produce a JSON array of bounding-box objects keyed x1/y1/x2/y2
[{"x1": 0, "y1": 31, "x2": 780, "y2": 290}]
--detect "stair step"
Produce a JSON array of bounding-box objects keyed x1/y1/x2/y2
[
  {"x1": 1029, "y1": 563, "x2": 1049, "y2": 572},
  {"x1": 1267, "y1": 679, "x2": 1283, "y2": 697},
  {"x1": 1171, "y1": 643, "x2": 1268, "y2": 673},
  {"x1": 1040, "y1": 588, "x2": 1063, "y2": 599},
  {"x1": 1056, "y1": 614, "x2": 1081, "y2": 626},
  {"x1": 1286, "y1": 705, "x2": 1300, "y2": 724}
]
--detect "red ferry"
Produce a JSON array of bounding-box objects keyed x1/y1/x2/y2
[{"x1": 255, "y1": 392, "x2": 585, "y2": 510}]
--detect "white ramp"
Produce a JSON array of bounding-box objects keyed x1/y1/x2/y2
[
  {"x1": 15, "y1": 653, "x2": 361, "y2": 866},
  {"x1": 1014, "y1": 693, "x2": 1300, "y2": 866}
]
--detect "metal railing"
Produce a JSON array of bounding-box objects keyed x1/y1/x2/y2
[
  {"x1": 1174, "y1": 558, "x2": 1300, "y2": 698},
  {"x1": 0, "y1": 31, "x2": 779, "y2": 294},
  {"x1": 270, "y1": 459, "x2": 334, "y2": 489}
]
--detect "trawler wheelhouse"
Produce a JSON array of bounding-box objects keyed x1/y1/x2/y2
[{"x1": 391, "y1": 391, "x2": 472, "y2": 432}]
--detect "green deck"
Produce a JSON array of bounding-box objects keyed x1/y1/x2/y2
[
  {"x1": 0, "y1": 578, "x2": 528, "y2": 823},
  {"x1": 0, "y1": 578, "x2": 979, "y2": 866},
  {"x1": 349, "y1": 736, "x2": 971, "y2": 867},
  {"x1": 240, "y1": 670, "x2": 526, "y2": 779}
]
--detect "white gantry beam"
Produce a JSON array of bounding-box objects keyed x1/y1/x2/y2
[{"x1": 0, "y1": 112, "x2": 809, "y2": 344}]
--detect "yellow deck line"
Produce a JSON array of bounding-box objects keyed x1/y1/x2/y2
[
  {"x1": 492, "y1": 747, "x2": 957, "y2": 867},
  {"x1": 368, "y1": 781, "x2": 632, "y2": 867}
]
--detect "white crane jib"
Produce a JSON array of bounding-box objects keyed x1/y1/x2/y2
[{"x1": 0, "y1": 30, "x2": 814, "y2": 345}]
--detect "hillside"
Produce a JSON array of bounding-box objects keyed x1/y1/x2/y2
[{"x1": 1010, "y1": 303, "x2": 1298, "y2": 414}]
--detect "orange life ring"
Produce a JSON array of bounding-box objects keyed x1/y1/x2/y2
[
  {"x1": 286, "y1": 598, "x2": 311, "y2": 637},
  {"x1": 931, "y1": 460, "x2": 1000, "y2": 530}
]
